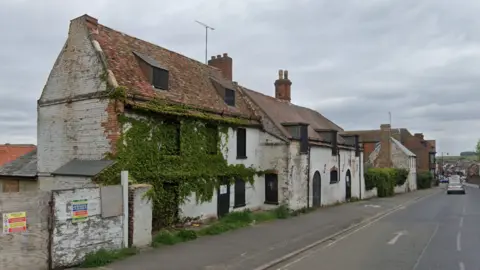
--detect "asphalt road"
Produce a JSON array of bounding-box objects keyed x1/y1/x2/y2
[{"x1": 272, "y1": 185, "x2": 480, "y2": 270}]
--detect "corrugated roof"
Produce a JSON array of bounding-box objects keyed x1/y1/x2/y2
[
  {"x1": 0, "y1": 149, "x2": 37, "y2": 178},
  {"x1": 52, "y1": 159, "x2": 115, "y2": 177}
]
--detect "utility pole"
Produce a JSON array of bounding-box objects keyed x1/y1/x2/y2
[{"x1": 195, "y1": 20, "x2": 215, "y2": 64}]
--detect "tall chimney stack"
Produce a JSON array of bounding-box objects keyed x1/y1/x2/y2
[
  {"x1": 377, "y1": 124, "x2": 393, "y2": 168},
  {"x1": 208, "y1": 53, "x2": 233, "y2": 81},
  {"x1": 274, "y1": 69, "x2": 292, "y2": 102}
]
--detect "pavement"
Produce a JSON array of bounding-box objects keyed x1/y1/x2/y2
[
  {"x1": 96, "y1": 188, "x2": 440, "y2": 270},
  {"x1": 270, "y1": 184, "x2": 480, "y2": 270}
]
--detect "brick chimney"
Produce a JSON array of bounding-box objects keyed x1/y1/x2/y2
[
  {"x1": 275, "y1": 70, "x2": 292, "y2": 102},
  {"x1": 376, "y1": 124, "x2": 392, "y2": 168},
  {"x1": 208, "y1": 53, "x2": 233, "y2": 81},
  {"x1": 414, "y1": 133, "x2": 424, "y2": 140}
]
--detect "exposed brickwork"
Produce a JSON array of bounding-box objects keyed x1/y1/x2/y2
[
  {"x1": 208, "y1": 54, "x2": 233, "y2": 81},
  {"x1": 101, "y1": 100, "x2": 122, "y2": 155},
  {"x1": 274, "y1": 70, "x2": 292, "y2": 102},
  {"x1": 128, "y1": 186, "x2": 135, "y2": 248},
  {"x1": 375, "y1": 124, "x2": 393, "y2": 168}
]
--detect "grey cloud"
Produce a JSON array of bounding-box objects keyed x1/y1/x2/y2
[{"x1": 1, "y1": 0, "x2": 480, "y2": 154}]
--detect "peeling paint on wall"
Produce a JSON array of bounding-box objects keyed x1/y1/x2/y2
[{"x1": 51, "y1": 187, "x2": 124, "y2": 269}]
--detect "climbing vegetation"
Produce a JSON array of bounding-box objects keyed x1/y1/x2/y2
[{"x1": 96, "y1": 94, "x2": 261, "y2": 229}]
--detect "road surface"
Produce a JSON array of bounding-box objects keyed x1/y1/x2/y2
[{"x1": 271, "y1": 185, "x2": 479, "y2": 270}]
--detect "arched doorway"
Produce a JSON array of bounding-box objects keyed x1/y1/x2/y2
[
  {"x1": 312, "y1": 171, "x2": 321, "y2": 207},
  {"x1": 345, "y1": 170, "x2": 352, "y2": 200}
]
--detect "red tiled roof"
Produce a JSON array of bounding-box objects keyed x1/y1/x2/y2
[
  {"x1": 240, "y1": 86, "x2": 346, "y2": 143},
  {"x1": 0, "y1": 144, "x2": 36, "y2": 167},
  {"x1": 82, "y1": 15, "x2": 257, "y2": 120},
  {"x1": 343, "y1": 128, "x2": 412, "y2": 143}
]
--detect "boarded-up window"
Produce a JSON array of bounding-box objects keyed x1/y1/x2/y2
[
  {"x1": 2, "y1": 180, "x2": 20, "y2": 192},
  {"x1": 153, "y1": 67, "x2": 169, "y2": 90},
  {"x1": 236, "y1": 128, "x2": 247, "y2": 159},
  {"x1": 234, "y1": 177, "x2": 246, "y2": 208}
]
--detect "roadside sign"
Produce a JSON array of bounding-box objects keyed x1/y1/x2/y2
[
  {"x1": 3, "y1": 212, "x2": 27, "y2": 234},
  {"x1": 72, "y1": 199, "x2": 89, "y2": 223}
]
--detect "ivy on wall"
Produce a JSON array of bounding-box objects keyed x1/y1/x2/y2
[{"x1": 97, "y1": 86, "x2": 262, "y2": 229}]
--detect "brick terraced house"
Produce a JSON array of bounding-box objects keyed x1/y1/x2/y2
[
  {"x1": 344, "y1": 128, "x2": 436, "y2": 174},
  {"x1": 37, "y1": 14, "x2": 366, "y2": 225}
]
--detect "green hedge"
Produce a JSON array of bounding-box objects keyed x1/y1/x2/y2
[
  {"x1": 364, "y1": 168, "x2": 409, "y2": 197},
  {"x1": 417, "y1": 171, "x2": 433, "y2": 189}
]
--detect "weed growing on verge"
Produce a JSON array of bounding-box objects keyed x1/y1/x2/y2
[
  {"x1": 151, "y1": 208, "x2": 285, "y2": 247},
  {"x1": 80, "y1": 247, "x2": 138, "y2": 268}
]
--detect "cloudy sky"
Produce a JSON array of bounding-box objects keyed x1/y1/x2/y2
[{"x1": 1, "y1": 0, "x2": 480, "y2": 155}]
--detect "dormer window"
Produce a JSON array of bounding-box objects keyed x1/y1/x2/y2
[
  {"x1": 153, "y1": 67, "x2": 169, "y2": 90},
  {"x1": 225, "y1": 88, "x2": 235, "y2": 106},
  {"x1": 133, "y1": 51, "x2": 169, "y2": 91}
]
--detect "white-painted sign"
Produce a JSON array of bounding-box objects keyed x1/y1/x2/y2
[{"x1": 219, "y1": 185, "x2": 228, "y2": 194}]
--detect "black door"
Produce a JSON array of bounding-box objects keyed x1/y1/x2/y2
[
  {"x1": 312, "y1": 171, "x2": 321, "y2": 207},
  {"x1": 265, "y1": 174, "x2": 278, "y2": 204},
  {"x1": 345, "y1": 170, "x2": 352, "y2": 200},
  {"x1": 217, "y1": 177, "x2": 230, "y2": 218}
]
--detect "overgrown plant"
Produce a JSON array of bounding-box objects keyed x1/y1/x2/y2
[
  {"x1": 417, "y1": 171, "x2": 433, "y2": 189},
  {"x1": 364, "y1": 168, "x2": 396, "y2": 197},
  {"x1": 96, "y1": 92, "x2": 262, "y2": 229},
  {"x1": 393, "y1": 168, "x2": 409, "y2": 186}
]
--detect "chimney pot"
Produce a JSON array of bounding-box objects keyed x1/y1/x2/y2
[
  {"x1": 274, "y1": 70, "x2": 292, "y2": 102},
  {"x1": 211, "y1": 56, "x2": 216, "y2": 60},
  {"x1": 223, "y1": 53, "x2": 228, "y2": 57},
  {"x1": 216, "y1": 54, "x2": 221, "y2": 58}
]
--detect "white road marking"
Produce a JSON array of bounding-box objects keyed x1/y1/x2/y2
[
  {"x1": 388, "y1": 231, "x2": 408, "y2": 245},
  {"x1": 459, "y1": 217, "x2": 464, "y2": 228},
  {"x1": 457, "y1": 232, "x2": 462, "y2": 252},
  {"x1": 462, "y1": 205, "x2": 466, "y2": 215},
  {"x1": 411, "y1": 224, "x2": 439, "y2": 270},
  {"x1": 364, "y1": 204, "x2": 381, "y2": 208},
  {"x1": 258, "y1": 190, "x2": 441, "y2": 270},
  {"x1": 276, "y1": 206, "x2": 408, "y2": 270},
  {"x1": 459, "y1": 261, "x2": 465, "y2": 270}
]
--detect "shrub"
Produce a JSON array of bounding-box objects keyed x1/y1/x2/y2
[
  {"x1": 417, "y1": 171, "x2": 433, "y2": 189},
  {"x1": 364, "y1": 168, "x2": 396, "y2": 197},
  {"x1": 393, "y1": 168, "x2": 409, "y2": 186}
]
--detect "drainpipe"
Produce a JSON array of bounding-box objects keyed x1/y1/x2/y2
[
  {"x1": 306, "y1": 145, "x2": 311, "y2": 209},
  {"x1": 358, "y1": 152, "x2": 362, "y2": 199}
]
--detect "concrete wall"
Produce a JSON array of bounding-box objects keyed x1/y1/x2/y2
[
  {"x1": 129, "y1": 184, "x2": 153, "y2": 248},
  {"x1": 0, "y1": 178, "x2": 38, "y2": 192},
  {"x1": 0, "y1": 191, "x2": 50, "y2": 270},
  {"x1": 51, "y1": 187, "x2": 123, "y2": 268}
]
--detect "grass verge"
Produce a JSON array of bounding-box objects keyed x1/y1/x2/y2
[
  {"x1": 79, "y1": 247, "x2": 138, "y2": 268},
  {"x1": 152, "y1": 205, "x2": 290, "y2": 247}
]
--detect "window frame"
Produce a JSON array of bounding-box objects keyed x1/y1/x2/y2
[
  {"x1": 152, "y1": 67, "x2": 169, "y2": 90},
  {"x1": 234, "y1": 177, "x2": 246, "y2": 208},
  {"x1": 236, "y1": 128, "x2": 247, "y2": 159},
  {"x1": 225, "y1": 88, "x2": 236, "y2": 106}
]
